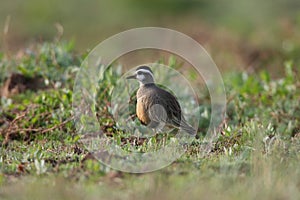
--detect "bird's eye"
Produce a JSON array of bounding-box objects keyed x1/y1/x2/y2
[{"x1": 137, "y1": 71, "x2": 142, "y2": 75}]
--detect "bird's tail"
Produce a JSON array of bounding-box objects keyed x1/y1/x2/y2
[{"x1": 180, "y1": 119, "x2": 197, "y2": 135}]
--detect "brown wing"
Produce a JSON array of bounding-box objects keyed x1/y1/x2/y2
[
  {"x1": 136, "y1": 85, "x2": 195, "y2": 135},
  {"x1": 146, "y1": 87, "x2": 182, "y2": 127},
  {"x1": 148, "y1": 87, "x2": 196, "y2": 135}
]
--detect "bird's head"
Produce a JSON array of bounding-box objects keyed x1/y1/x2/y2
[{"x1": 126, "y1": 66, "x2": 155, "y2": 85}]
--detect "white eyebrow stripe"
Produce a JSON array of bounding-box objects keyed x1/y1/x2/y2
[
  {"x1": 136, "y1": 69, "x2": 154, "y2": 80},
  {"x1": 136, "y1": 69, "x2": 153, "y2": 74}
]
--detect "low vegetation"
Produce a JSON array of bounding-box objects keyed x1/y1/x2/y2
[{"x1": 0, "y1": 41, "x2": 299, "y2": 199}]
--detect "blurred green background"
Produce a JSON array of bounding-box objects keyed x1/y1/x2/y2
[{"x1": 1, "y1": 0, "x2": 300, "y2": 73}]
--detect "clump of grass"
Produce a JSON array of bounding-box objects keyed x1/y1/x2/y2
[{"x1": 0, "y1": 41, "x2": 79, "y2": 145}]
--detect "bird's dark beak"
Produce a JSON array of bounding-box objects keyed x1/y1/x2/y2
[{"x1": 126, "y1": 74, "x2": 136, "y2": 79}]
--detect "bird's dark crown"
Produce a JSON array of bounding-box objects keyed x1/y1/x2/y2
[{"x1": 136, "y1": 66, "x2": 153, "y2": 74}]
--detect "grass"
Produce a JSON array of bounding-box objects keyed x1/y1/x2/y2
[{"x1": 0, "y1": 41, "x2": 299, "y2": 199}]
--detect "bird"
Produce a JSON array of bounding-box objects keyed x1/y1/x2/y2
[{"x1": 126, "y1": 65, "x2": 196, "y2": 136}]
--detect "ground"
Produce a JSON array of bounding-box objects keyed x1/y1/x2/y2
[{"x1": 0, "y1": 40, "x2": 299, "y2": 199}]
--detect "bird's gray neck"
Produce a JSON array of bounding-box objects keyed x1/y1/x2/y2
[
  {"x1": 139, "y1": 79, "x2": 155, "y2": 86},
  {"x1": 140, "y1": 82, "x2": 155, "y2": 87}
]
